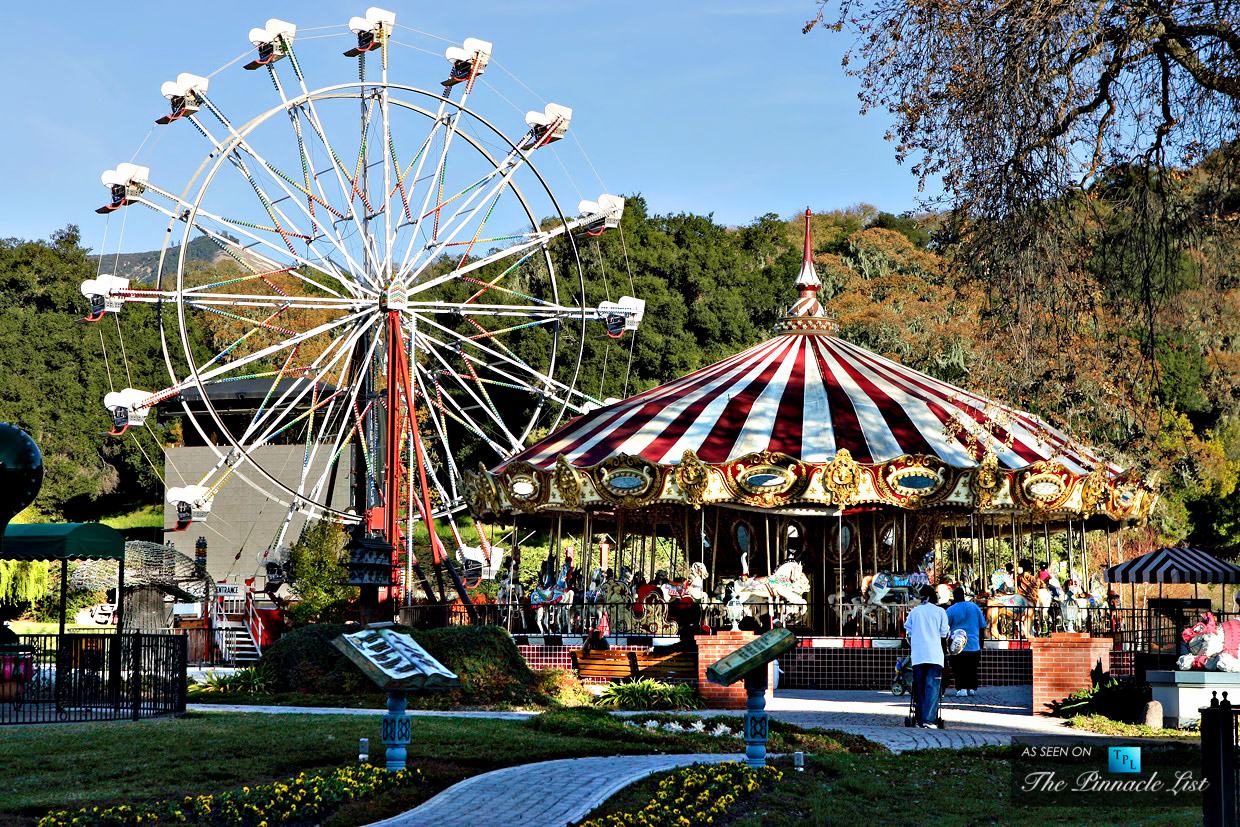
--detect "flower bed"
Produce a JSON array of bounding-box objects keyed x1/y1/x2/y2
[
  {"x1": 577, "y1": 761, "x2": 781, "y2": 827},
  {"x1": 38, "y1": 765, "x2": 421, "y2": 826}
]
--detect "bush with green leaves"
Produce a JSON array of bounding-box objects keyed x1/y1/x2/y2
[
  {"x1": 595, "y1": 678, "x2": 704, "y2": 711},
  {"x1": 190, "y1": 665, "x2": 275, "y2": 696},
  {"x1": 536, "y1": 667, "x2": 593, "y2": 707},
  {"x1": 1058, "y1": 677, "x2": 1152, "y2": 723}
]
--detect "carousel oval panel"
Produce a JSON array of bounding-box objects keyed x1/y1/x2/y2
[{"x1": 738, "y1": 465, "x2": 795, "y2": 495}]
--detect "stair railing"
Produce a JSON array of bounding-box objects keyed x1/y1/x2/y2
[
  {"x1": 243, "y1": 589, "x2": 266, "y2": 657},
  {"x1": 209, "y1": 595, "x2": 235, "y2": 663}
]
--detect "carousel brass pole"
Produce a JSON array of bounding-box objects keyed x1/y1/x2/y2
[
  {"x1": 1066, "y1": 519, "x2": 1074, "y2": 587},
  {"x1": 902, "y1": 511, "x2": 908, "y2": 572},
  {"x1": 836, "y1": 510, "x2": 843, "y2": 635},
  {"x1": 709, "y1": 507, "x2": 719, "y2": 588},
  {"x1": 978, "y1": 512, "x2": 986, "y2": 589},
  {"x1": 1043, "y1": 519, "x2": 1051, "y2": 576},
  {"x1": 765, "y1": 516, "x2": 772, "y2": 575},
  {"x1": 683, "y1": 509, "x2": 691, "y2": 578},
  {"x1": 952, "y1": 520, "x2": 961, "y2": 583},
  {"x1": 871, "y1": 512, "x2": 879, "y2": 583},
  {"x1": 1011, "y1": 511, "x2": 1018, "y2": 577},
  {"x1": 617, "y1": 510, "x2": 626, "y2": 577}
]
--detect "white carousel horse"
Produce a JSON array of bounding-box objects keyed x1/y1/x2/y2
[
  {"x1": 828, "y1": 592, "x2": 864, "y2": 627},
  {"x1": 722, "y1": 559, "x2": 811, "y2": 626}
]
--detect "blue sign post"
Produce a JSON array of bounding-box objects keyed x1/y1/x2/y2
[{"x1": 705, "y1": 628, "x2": 797, "y2": 768}]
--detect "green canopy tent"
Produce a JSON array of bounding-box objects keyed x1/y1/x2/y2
[{"x1": 1, "y1": 523, "x2": 126, "y2": 635}]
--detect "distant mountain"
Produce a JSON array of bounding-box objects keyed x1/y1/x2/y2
[{"x1": 89, "y1": 235, "x2": 225, "y2": 284}]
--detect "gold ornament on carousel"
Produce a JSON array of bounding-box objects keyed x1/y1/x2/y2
[
  {"x1": 676, "y1": 448, "x2": 709, "y2": 509},
  {"x1": 969, "y1": 450, "x2": 1002, "y2": 510},
  {"x1": 554, "y1": 455, "x2": 583, "y2": 508},
  {"x1": 824, "y1": 448, "x2": 860, "y2": 507}
]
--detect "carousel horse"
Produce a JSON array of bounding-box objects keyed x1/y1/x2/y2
[
  {"x1": 598, "y1": 566, "x2": 637, "y2": 634},
  {"x1": 983, "y1": 593, "x2": 1034, "y2": 640},
  {"x1": 497, "y1": 572, "x2": 524, "y2": 630},
  {"x1": 1178, "y1": 612, "x2": 1240, "y2": 671},
  {"x1": 721, "y1": 559, "x2": 811, "y2": 626},
  {"x1": 580, "y1": 568, "x2": 609, "y2": 631},
  {"x1": 530, "y1": 560, "x2": 574, "y2": 634}
]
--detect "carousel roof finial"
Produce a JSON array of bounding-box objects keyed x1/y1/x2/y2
[{"x1": 775, "y1": 206, "x2": 836, "y2": 335}]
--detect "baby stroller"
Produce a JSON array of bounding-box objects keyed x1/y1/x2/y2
[{"x1": 902, "y1": 629, "x2": 967, "y2": 728}]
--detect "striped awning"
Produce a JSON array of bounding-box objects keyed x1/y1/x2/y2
[
  {"x1": 506, "y1": 332, "x2": 1119, "y2": 476},
  {"x1": 465, "y1": 210, "x2": 1157, "y2": 521},
  {"x1": 1103, "y1": 547, "x2": 1240, "y2": 584}
]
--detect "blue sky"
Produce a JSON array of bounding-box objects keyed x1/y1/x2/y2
[{"x1": 0, "y1": 1, "x2": 928, "y2": 251}]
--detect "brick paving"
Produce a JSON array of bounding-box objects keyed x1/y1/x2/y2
[{"x1": 364, "y1": 754, "x2": 741, "y2": 827}]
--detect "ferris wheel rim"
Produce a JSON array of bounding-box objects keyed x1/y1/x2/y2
[{"x1": 159, "y1": 79, "x2": 592, "y2": 520}]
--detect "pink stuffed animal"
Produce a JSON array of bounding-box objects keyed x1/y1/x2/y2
[{"x1": 1178, "y1": 612, "x2": 1240, "y2": 671}]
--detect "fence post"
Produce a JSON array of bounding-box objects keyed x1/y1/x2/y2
[
  {"x1": 1202, "y1": 690, "x2": 1238, "y2": 827},
  {"x1": 130, "y1": 632, "x2": 142, "y2": 722},
  {"x1": 176, "y1": 634, "x2": 188, "y2": 716}
]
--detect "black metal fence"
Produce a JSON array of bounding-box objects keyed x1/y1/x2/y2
[
  {"x1": 0, "y1": 633, "x2": 187, "y2": 725},
  {"x1": 1201, "y1": 690, "x2": 1240, "y2": 826}
]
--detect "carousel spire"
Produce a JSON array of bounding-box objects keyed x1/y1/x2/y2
[{"x1": 775, "y1": 207, "x2": 836, "y2": 335}]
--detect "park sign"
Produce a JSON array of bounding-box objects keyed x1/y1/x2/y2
[
  {"x1": 332, "y1": 625, "x2": 460, "y2": 691},
  {"x1": 706, "y1": 627, "x2": 796, "y2": 686}
]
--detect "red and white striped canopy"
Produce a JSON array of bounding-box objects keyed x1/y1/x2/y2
[{"x1": 506, "y1": 330, "x2": 1120, "y2": 478}]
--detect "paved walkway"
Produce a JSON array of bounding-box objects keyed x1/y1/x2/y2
[{"x1": 365, "y1": 754, "x2": 741, "y2": 827}]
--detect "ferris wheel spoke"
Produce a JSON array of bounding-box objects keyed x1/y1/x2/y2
[
  {"x1": 408, "y1": 326, "x2": 524, "y2": 451},
  {"x1": 190, "y1": 308, "x2": 373, "y2": 386},
  {"x1": 404, "y1": 211, "x2": 598, "y2": 299},
  {"x1": 397, "y1": 144, "x2": 533, "y2": 285},
  {"x1": 414, "y1": 313, "x2": 592, "y2": 407},
  {"x1": 410, "y1": 359, "x2": 510, "y2": 457},
  {"x1": 134, "y1": 192, "x2": 365, "y2": 295}
]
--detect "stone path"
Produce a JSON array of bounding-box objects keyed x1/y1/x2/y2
[{"x1": 364, "y1": 754, "x2": 741, "y2": 827}]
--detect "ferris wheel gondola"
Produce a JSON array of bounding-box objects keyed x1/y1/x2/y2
[{"x1": 83, "y1": 10, "x2": 641, "y2": 605}]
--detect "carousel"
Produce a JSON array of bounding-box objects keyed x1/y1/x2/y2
[{"x1": 464, "y1": 210, "x2": 1160, "y2": 644}]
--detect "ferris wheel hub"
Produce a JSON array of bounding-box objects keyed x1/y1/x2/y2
[{"x1": 380, "y1": 286, "x2": 408, "y2": 312}]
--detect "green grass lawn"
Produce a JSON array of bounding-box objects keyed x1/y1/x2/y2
[
  {"x1": 10, "y1": 621, "x2": 102, "y2": 635},
  {"x1": 0, "y1": 710, "x2": 874, "y2": 826},
  {"x1": 585, "y1": 747, "x2": 1205, "y2": 826}
]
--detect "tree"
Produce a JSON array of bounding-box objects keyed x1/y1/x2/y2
[
  {"x1": 285, "y1": 519, "x2": 353, "y2": 625},
  {"x1": 805, "y1": 0, "x2": 1240, "y2": 216}
]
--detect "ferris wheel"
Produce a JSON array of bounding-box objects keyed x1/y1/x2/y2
[{"x1": 82, "y1": 9, "x2": 642, "y2": 599}]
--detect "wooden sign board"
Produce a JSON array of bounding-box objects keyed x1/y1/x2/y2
[{"x1": 332, "y1": 626, "x2": 460, "y2": 691}]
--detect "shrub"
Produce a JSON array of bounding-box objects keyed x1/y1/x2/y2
[
  {"x1": 537, "y1": 667, "x2": 594, "y2": 706},
  {"x1": 1058, "y1": 677, "x2": 1152, "y2": 723},
  {"x1": 258, "y1": 623, "x2": 546, "y2": 705},
  {"x1": 190, "y1": 665, "x2": 275, "y2": 696},
  {"x1": 595, "y1": 678, "x2": 704, "y2": 710}
]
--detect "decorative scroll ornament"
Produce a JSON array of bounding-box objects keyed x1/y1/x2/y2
[
  {"x1": 824, "y1": 448, "x2": 861, "y2": 507},
  {"x1": 463, "y1": 462, "x2": 498, "y2": 516},
  {"x1": 676, "y1": 449, "x2": 709, "y2": 509},
  {"x1": 969, "y1": 451, "x2": 1002, "y2": 510},
  {"x1": 1078, "y1": 465, "x2": 1109, "y2": 515},
  {"x1": 554, "y1": 455, "x2": 582, "y2": 508}
]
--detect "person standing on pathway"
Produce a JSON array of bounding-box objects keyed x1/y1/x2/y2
[
  {"x1": 946, "y1": 586, "x2": 985, "y2": 697},
  {"x1": 904, "y1": 584, "x2": 949, "y2": 728}
]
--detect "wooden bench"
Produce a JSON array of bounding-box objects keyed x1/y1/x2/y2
[{"x1": 571, "y1": 650, "x2": 697, "y2": 684}]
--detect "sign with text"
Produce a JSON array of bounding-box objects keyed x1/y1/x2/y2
[
  {"x1": 1010, "y1": 737, "x2": 1203, "y2": 813},
  {"x1": 332, "y1": 626, "x2": 460, "y2": 691}
]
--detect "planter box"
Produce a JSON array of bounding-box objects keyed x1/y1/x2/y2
[{"x1": 1147, "y1": 670, "x2": 1240, "y2": 728}]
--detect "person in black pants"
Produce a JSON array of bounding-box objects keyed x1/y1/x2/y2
[{"x1": 946, "y1": 586, "x2": 985, "y2": 696}]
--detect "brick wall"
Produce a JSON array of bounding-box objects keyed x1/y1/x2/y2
[
  {"x1": 696, "y1": 631, "x2": 774, "y2": 710},
  {"x1": 1031, "y1": 633, "x2": 1112, "y2": 716}
]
